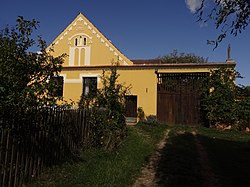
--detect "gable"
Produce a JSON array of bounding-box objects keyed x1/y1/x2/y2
[{"x1": 48, "y1": 13, "x2": 133, "y2": 66}]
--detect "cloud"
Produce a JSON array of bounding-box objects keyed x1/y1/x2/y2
[{"x1": 185, "y1": 0, "x2": 202, "y2": 13}]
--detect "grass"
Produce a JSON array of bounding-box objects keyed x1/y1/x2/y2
[
  {"x1": 196, "y1": 127, "x2": 250, "y2": 187},
  {"x1": 27, "y1": 123, "x2": 168, "y2": 187},
  {"x1": 154, "y1": 126, "x2": 250, "y2": 187},
  {"x1": 155, "y1": 126, "x2": 203, "y2": 187},
  {"x1": 27, "y1": 124, "x2": 250, "y2": 187}
]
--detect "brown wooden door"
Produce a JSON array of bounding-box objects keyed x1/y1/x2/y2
[
  {"x1": 125, "y1": 95, "x2": 137, "y2": 117},
  {"x1": 157, "y1": 73, "x2": 208, "y2": 126}
]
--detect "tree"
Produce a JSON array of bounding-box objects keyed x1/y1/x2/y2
[
  {"x1": 197, "y1": 0, "x2": 250, "y2": 47},
  {"x1": 161, "y1": 50, "x2": 208, "y2": 63},
  {"x1": 202, "y1": 67, "x2": 238, "y2": 127},
  {"x1": 202, "y1": 67, "x2": 250, "y2": 130},
  {"x1": 0, "y1": 16, "x2": 65, "y2": 114}
]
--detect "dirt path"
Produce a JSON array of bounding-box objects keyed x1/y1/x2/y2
[
  {"x1": 131, "y1": 129, "x2": 170, "y2": 187},
  {"x1": 131, "y1": 129, "x2": 220, "y2": 187},
  {"x1": 192, "y1": 131, "x2": 220, "y2": 187}
]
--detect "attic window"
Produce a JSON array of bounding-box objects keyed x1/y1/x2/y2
[
  {"x1": 74, "y1": 36, "x2": 87, "y2": 46},
  {"x1": 75, "y1": 38, "x2": 78, "y2": 46}
]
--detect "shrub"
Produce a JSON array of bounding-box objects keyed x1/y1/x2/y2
[
  {"x1": 236, "y1": 88, "x2": 250, "y2": 130},
  {"x1": 137, "y1": 107, "x2": 145, "y2": 122},
  {"x1": 79, "y1": 65, "x2": 130, "y2": 150},
  {"x1": 202, "y1": 67, "x2": 250, "y2": 130},
  {"x1": 145, "y1": 115, "x2": 160, "y2": 125}
]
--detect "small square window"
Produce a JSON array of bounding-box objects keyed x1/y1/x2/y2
[{"x1": 82, "y1": 77, "x2": 97, "y2": 96}]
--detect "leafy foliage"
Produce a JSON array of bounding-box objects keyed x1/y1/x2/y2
[
  {"x1": 160, "y1": 50, "x2": 208, "y2": 63},
  {"x1": 202, "y1": 67, "x2": 250, "y2": 130},
  {"x1": 137, "y1": 107, "x2": 145, "y2": 122},
  {"x1": 79, "y1": 65, "x2": 131, "y2": 150},
  {"x1": 202, "y1": 67, "x2": 238, "y2": 126},
  {"x1": 197, "y1": 0, "x2": 250, "y2": 47},
  {"x1": 0, "y1": 17, "x2": 70, "y2": 186},
  {"x1": 0, "y1": 16, "x2": 65, "y2": 114},
  {"x1": 145, "y1": 115, "x2": 161, "y2": 125},
  {"x1": 236, "y1": 86, "x2": 250, "y2": 129}
]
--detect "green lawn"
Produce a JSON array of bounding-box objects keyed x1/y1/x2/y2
[
  {"x1": 197, "y1": 127, "x2": 250, "y2": 187},
  {"x1": 155, "y1": 126, "x2": 250, "y2": 187},
  {"x1": 27, "y1": 123, "x2": 168, "y2": 187},
  {"x1": 27, "y1": 124, "x2": 250, "y2": 187}
]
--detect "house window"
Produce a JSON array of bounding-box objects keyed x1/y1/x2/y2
[
  {"x1": 82, "y1": 77, "x2": 97, "y2": 96},
  {"x1": 74, "y1": 36, "x2": 87, "y2": 46},
  {"x1": 50, "y1": 76, "x2": 64, "y2": 97}
]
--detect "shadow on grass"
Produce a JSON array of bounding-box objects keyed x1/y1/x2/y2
[
  {"x1": 197, "y1": 134, "x2": 250, "y2": 187},
  {"x1": 155, "y1": 132, "x2": 203, "y2": 187},
  {"x1": 154, "y1": 129, "x2": 250, "y2": 187}
]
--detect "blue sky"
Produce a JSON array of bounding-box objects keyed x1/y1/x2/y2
[{"x1": 1, "y1": 0, "x2": 249, "y2": 85}]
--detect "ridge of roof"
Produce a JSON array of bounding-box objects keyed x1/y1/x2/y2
[{"x1": 131, "y1": 58, "x2": 232, "y2": 65}]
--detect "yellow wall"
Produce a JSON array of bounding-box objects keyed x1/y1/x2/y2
[
  {"x1": 60, "y1": 67, "x2": 214, "y2": 116},
  {"x1": 60, "y1": 68, "x2": 157, "y2": 115},
  {"x1": 118, "y1": 69, "x2": 157, "y2": 115}
]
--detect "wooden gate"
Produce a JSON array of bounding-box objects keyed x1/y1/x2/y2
[{"x1": 157, "y1": 73, "x2": 208, "y2": 126}]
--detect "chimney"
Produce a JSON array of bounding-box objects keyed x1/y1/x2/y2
[{"x1": 226, "y1": 44, "x2": 235, "y2": 63}]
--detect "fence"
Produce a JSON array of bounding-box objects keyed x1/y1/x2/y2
[{"x1": 0, "y1": 108, "x2": 90, "y2": 187}]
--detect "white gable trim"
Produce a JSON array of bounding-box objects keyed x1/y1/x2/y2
[
  {"x1": 68, "y1": 33, "x2": 92, "y2": 40},
  {"x1": 49, "y1": 13, "x2": 132, "y2": 65}
]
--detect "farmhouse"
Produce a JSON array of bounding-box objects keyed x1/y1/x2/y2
[{"x1": 48, "y1": 13, "x2": 235, "y2": 125}]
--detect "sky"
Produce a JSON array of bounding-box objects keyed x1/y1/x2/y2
[{"x1": 0, "y1": 0, "x2": 249, "y2": 85}]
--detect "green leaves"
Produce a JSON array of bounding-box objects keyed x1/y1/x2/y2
[
  {"x1": 161, "y1": 50, "x2": 208, "y2": 64},
  {"x1": 79, "y1": 65, "x2": 131, "y2": 150},
  {"x1": 197, "y1": 0, "x2": 250, "y2": 47},
  {"x1": 202, "y1": 67, "x2": 250, "y2": 130},
  {"x1": 0, "y1": 17, "x2": 65, "y2": 115},
  {"x1": 203, "y1": 68, "x2": 237, "y2": 126}
]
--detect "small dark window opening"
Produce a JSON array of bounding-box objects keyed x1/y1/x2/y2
[
  {"x1": 84, "y1": 38, "x2": 87, "y2": 45},
  {"x1": 50, "y1": 76, "x2": 64, "y2": 97},
  {"x1": 82, "y1": 77, "x2": 97, "y2": 96},
  {"x1": 75, "y1": 38, "x2": 78, "y2": 46}
]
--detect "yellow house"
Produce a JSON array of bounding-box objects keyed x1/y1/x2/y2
[{"x1": 49, "y1": 13, "x2": 235, "y2": 125}]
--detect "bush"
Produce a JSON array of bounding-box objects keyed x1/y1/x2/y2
[
  {"x1": 137, "y1": 107, "x2": 145, "y2": 122},
  {"x1": 79, "y1": 65, "x2": 130, "y2": 150},
  {"x1": 236, "y1": 88, "x2": 250, "y2": 130},
  {"x1": 202, "y1": 67, "x2": 250, "y2": 130},
  {"x1": 145, "y1": 115, "x2": 160, "y2": 124}
]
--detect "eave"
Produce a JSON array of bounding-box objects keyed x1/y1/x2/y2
[{"x1": 62, "y1": 62, "x2": 236, "y2": 71}]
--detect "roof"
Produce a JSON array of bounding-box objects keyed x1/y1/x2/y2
[
  {"x1": 62, "y1": 61, "x2": 236, "y2": 71},
  {"x1": 132, "y1": 59, "x2": 162, "y2": 65},
  {"x1": 131, "y1": 58, "x2": 235, "y2": 65}
]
